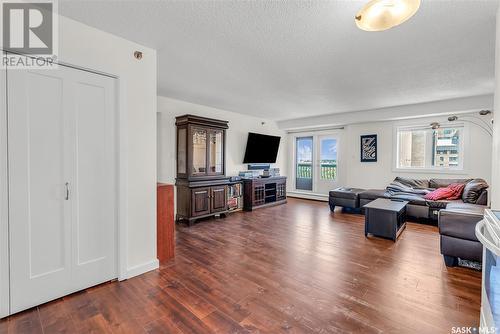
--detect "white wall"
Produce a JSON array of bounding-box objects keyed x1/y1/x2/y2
[
  {"x1": 59, "y1": 16, "x2": 158, "y2": 277},
  {"x1": 286, "y1": 113, "x2": 492, "y2": 193},
  {"x1": 342, "y1": 115, "x2": 492, "y2": 190},
  {"x1": 492, "y1": 5, "x2": 500, "y2": 209},
  {"x1": 278, "y1": 95, "x2": 493, "y2": 130},
  {"x1": 157, "y1": 96, "x2": 287, "y2": 185}
]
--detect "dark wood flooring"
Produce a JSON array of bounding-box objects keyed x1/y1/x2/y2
[{"x1": 0, "y1": 198, "x2": 482, "y2": 333}]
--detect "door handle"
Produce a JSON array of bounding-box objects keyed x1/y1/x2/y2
[{"x1": 65, "y1": 182, "x2": 70, "y2": 200}]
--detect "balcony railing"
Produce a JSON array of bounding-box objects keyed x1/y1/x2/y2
[{"x1": 296, "y1": 163, "x2": 337, "y2": 180}]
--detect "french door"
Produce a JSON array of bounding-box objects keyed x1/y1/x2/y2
[
  {"x1": 294, "y1": 133, "x2": 339, "y2": 195},
  {"x1": 7, "y1": 65, "x2": 117, "y2": 313}
]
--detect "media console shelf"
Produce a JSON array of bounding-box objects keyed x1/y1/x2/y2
[{"x1": 243, "y1": 176, "x2": 287, "y2": 211}]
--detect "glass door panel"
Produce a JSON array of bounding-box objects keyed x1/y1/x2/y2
[
  {"x1": 295, "y1": 137, "x2": 313, "y2": 191},
  {"x1": 320, "y1": 138, "x2": 337, "y2": 181},
  {"x1": 316, "y1": 135, "x2": 339, "y2": 194},
  {"x1": 192, "y1": 127, "x2": 207, "y2": 175},
  {"x1": 209, "y1": 130, "x2": 223, "y2": 174},
  {"x1": 177, "y1": 128, "x2": 187, "y2": 174}
]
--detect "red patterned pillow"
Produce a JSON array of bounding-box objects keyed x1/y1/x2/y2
[{"x1": 424, "y1": 183, "x2": 465, "y2": 201}]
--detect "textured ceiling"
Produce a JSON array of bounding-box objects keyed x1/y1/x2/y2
[{"x1": 59, "y1": 0, "x2": 499, "y2": 121}]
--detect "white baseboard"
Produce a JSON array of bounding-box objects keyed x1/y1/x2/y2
[
  {"x1": 287, "y1": 191, "x2": 329, "y2": 202},
  {"x1": 0, "y1": 307, "x2": 9, "y2": 319},
  {"x1": 125, "y1": 259, "x2": 159, "y2": 279}
]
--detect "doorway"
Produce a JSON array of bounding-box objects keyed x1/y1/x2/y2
[
  {"x1": 5, "y1": 63, "x2": 118, "y2": 315},
  {"x1": 293, "y1": 132, "x2": 340, "y2": 196}
]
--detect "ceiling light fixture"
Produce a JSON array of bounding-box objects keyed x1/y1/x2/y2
[{"x1": 355, "y1": 0, "x2": 421, "y2": 32}]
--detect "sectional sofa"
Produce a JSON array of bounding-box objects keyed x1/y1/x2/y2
[{"x1": 329, "y1": 177, "x2": 489, "y2": 266}]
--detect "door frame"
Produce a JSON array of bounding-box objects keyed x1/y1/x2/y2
[
  {"x1": 1, "y1": 57, "x2": 9, "y2": 318},
  {"x1": 289, "y1": 130, "x2": 342, "y2": 199},
  {"x1": 0, "y1": 55, "x2": 127, "y2": 318}
]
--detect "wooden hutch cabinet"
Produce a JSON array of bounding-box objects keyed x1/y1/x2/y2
[{"x1": 175, "y1": 115, "x2": 240, "y2": 225}]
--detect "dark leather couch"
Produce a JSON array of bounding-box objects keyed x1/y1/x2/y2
[
  {"x1": 439, "y1": 200, "x2": 488, "y2": 266},
  {"x1": 329, "y1": 177, "x2": 489, "y2": 266}
]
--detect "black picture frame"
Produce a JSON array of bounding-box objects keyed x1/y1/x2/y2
[{"x1": 360, "y1": 134, "x2": 377, "y2": 162}]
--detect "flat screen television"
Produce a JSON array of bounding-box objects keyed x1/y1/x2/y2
[{"x1": 243, "y1": 132, "x2": 281, "y2": 163}]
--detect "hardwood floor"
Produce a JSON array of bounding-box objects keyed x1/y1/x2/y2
[{"x1": 0, "y1": 198, "x2": 481, "y2": 333}]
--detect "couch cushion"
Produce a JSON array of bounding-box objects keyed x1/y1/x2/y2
[
  {"x1": 462, "y1": 178, "x2": 489, "y2": 204},
  {"x1": 359, "y1": 189, "x2": 388, "y2": 200},
  {"x1": 389, "y1": 193, "x2": 426, "y2": 206},
  {"x1": 429, "y1": 178, "x2": 471, "y2": 189},
  {"x1": 439, "y1": 206, "x2": 485, "y2": 241},
  {"x1": 445, "y1": 201, "x2": 488, "y2": 215},
  {"x1": 440, "y1": 235, "x2": 482, "y2": 262},
  {"x1": 329, "y1": 187, "x2": 365, "y2": 200},
  {"x1": 426, "y1": 200, "x2": 451, "y2": 210},
  {"x1": 394, "y1": 177, "x2": 429, "y2": 189},
  {"x1": 477, "y1": 190, "x2": 488, "y2": 206}
]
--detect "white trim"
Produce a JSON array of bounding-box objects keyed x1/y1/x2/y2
[
  {"x1": 125, "y1": 259, "x2": 159, "y2": 279},
  {"x1": 116, "y1": 78, "x2": 128, "y2": 281},
  {"x1": 287, "y1": 126, "x2": 345, "y2": 134},
  {"x1": 277, "y1": 94, "x2": 493, "y2": 130},
  {"x1": 392, "y1": 168, "x2": 468, "y2": 175},
  {"x1": 392, "y1": 122, "x2": 467, "y2": 174},
  {"x1": 287, "y1": 191, "x2": 328, "y2": 202},
  {"x1": 0, "y1": 58, "x2": 9, "y2": 318}
]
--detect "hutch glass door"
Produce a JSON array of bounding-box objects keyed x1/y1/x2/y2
[
  {"x1": 192, "y1": 127, "x2": 207, "y2": 176},
  {"x1": 209, "y1": 130, "x2": 224, "y2": 175}
]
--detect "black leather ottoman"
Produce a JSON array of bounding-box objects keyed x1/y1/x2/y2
[{"x1": 329, "y1": 188, "x2": 365, "y2": 212}]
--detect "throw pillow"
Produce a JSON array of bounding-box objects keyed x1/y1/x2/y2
[
  {"x1": 462, "y1": 178, "x2": 489, "y2": 204},
  {"x1": 424, "y1": 183, "x2": 465, "y2": 201},
  {"x1": 446, "y1": 183, "x2": 466, "y2": 200}
]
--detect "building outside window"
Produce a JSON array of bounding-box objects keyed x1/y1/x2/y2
[
  {"x1": 432, "y1": 128, "x2": 460, "y2": 168},
  {"x1": 396, "y1": 125, "x2": 464, "y2": 171}
]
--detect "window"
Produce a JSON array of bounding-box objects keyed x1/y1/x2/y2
[
  {"x1": 432, "y1": 128, "x2": 461, "y2": 168},
  {"x1": 397, "y1": 128, "x2": 426, "y2": 168},
  {"x1": 396, "y1": 126, "x2": 463, "y2": 171}
]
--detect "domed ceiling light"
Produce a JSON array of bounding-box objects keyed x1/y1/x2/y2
[{"x1": 355, "y1": 0, "x2": 421, "y2": 31}]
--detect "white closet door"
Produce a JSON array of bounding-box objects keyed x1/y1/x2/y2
[
  {"x1": 1, "y1": 59, "x2": 10, "y2": 318},
  {"x1": 8, "y1": 68, "x2": 73, "y2": 312},
  {"x1": 8, "y1": 65, "x2": 117, "y2": 313},
  {"x1": 68, "y1": 69, "x2": 116, "y2": 290}
]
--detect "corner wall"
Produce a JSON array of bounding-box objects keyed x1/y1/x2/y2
[
  {"x1": 157, "y1": 96, "x2": 287, "y2": 185},
  {"x1": 491, "y1": 5, "x2": 500, "y2": 209}
]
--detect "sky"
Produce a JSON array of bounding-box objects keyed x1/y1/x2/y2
[{"x1": 297, "y1": 138, "x2": 337, "y2": 162}]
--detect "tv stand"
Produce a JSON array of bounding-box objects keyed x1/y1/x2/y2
[{"x1": 243, "y1": 176, "x2": 287, "y2": 211}]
